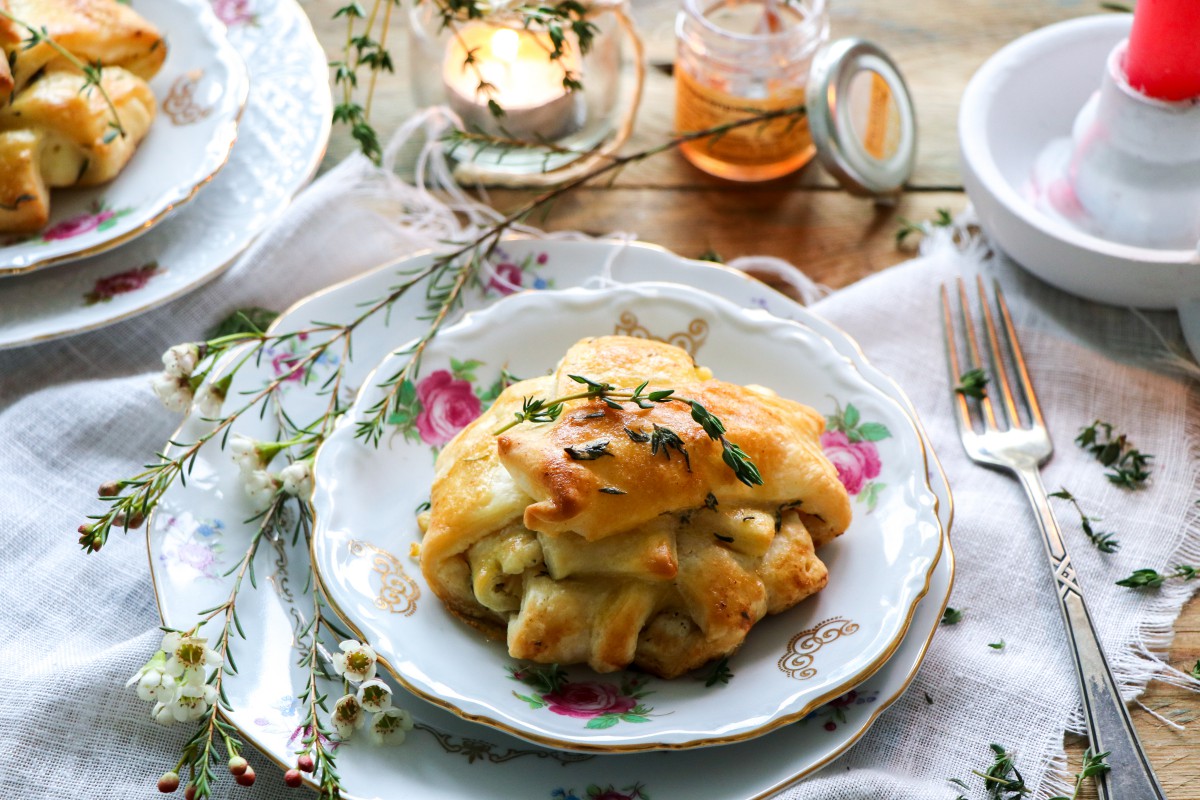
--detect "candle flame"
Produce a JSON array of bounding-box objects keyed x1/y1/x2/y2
[{"x1": 490, "y1": 28, "x2": 520, "y2": 64}]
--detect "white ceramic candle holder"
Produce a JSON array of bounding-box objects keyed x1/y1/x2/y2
[{"x1": 959, "y1": 16, "x2": 1200, "y2": 359}]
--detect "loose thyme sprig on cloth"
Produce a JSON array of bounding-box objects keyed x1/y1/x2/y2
[
  {"x1": 492, "y1": 374, "x2": 764, "y2": 487},
  {"x1": 1075, "y1": 419, "x2": 1153, "y2": 489},
  {"x1": 1048, "y1": 488, "x2": 1120, "y2": 553}
]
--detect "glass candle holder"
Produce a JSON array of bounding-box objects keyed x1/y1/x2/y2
[
  {"x1": 406, "y1": 0, "x2": 644, "y2": 182},
  {"x1": 675, "y1": 0, "x2": 829, "y2": 181}
]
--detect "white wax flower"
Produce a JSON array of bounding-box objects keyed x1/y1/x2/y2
[
  {"x1": 229, "y1": 434, "x2": 263, "y2": 476},
  {"x1": 151, "y1": 373, "x2": 193, "y2": 414},
  {"x1": 280, "y1": 460, "x2": 313, "y2": 498},
  {"x1": 356, "y1": 678, "x2": 392, "y2": 713},
  {"x1": 331, "y1": 640, "x2": 377, "y2": 684},
  {"x1": 126, "y1": 651, "x2": 177, "y2": 703},
  {"x1": 194, "y1": 383, "x2": 226, "y2": 419},
  {"x1": 162, "y1": 344, "x2": 201, "y2": 378},
  {"x1": 243, "y1": 470, "x2": 280, "y2": 510},
  {"x1": 171, "y1": 683, "x2": 219, "y2": 722},
  {"x1": 332, "y1": 694, "x2": 365, "y2": 739},
  {"x1": 161, "y1": 632, "x2": 222, "y2": 689},
  {"x1": 369, "y1": 708, "x2": 414, "y2": 745}
]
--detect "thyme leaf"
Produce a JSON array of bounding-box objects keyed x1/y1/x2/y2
[
  {"x1": 703, "y1": 656, "x2": 733, "y2": 687},
  {"x1": 941, "y1": 607, "x2": 964, "y2": 625},
  {"x1": 1075, "y1": 420, "x2": 1153, "y2": 488},
  {"x1": 955, "y1": 368, "x2": 989, "y2": 399},
  {"x1": 564, "y1": 440, "x2": 613, "y2": 461},
  {"x1": 1116, "y1": 565, "x2": 1198, "y2": 589}
]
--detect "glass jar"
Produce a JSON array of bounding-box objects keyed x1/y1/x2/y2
[
  {"x1": 406, "y1": 0, "x2": 644, "y2": 180},
  {"x1": 675, "y1": 0, "x2": 829, "y2": 181}
]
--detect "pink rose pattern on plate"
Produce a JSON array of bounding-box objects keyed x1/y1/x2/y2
[
  {"x1": 158, "y1": 515, "x2": 226, "y2": 580},
  {"x1": 800, "y1": 687, "x2": 880, "y2": 732},
  {"x1": 821, "y1": 399, "x2": 891, "y2": 512},
  {"x1": 211, "y1": 0, "x2": 257, "y2": 26},
  {"x1": 509, "y1": 664, "x2": 655, "y2": 730},
  {"x1": 83, "y1": 262, "x2": 162, "y2": 306},
  {"x1": 387, "y1": 359, "x2": 511, "y2": 449},
  {"x1": 26, "y1": 200, "x2": 133, "y2": 246},
  {"x1": 552, "y1": 785, "x2": 651, "y2": 800},
  {"x1": 262, "y1": 333, "x2": 340, "y2": 390},
  {"x1": 484, "y1": 249, "x2": 554, "y2": 297}
]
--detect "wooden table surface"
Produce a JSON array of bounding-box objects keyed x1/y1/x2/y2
[{"x1": 306, "y1": 0, "x2": 1198, "y2": 795}]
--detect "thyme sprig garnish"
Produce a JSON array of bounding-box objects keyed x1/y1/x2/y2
[
  {"x1": 1048, "y1": 748, "x2": 1111, "y2": 800},
  {"x1": 0, "y1": 10, "x2": 127, "y2": 142},
  {"x1": 702, "y1": 656, "x2": 733, "y2": 687},
  {"x1": 493, "y1": 375, "x2": 763, "y2": 486},
  {"x1": 1075, "y1": 420, "x2": 1153, "y2": 489},
  {"x1": 950, "y1": 743, "x2": 1030, "y2": 800},
  {"x1": 895, "y1": 207, "x2": 953, "y2": 246},
  {"x1": 1048, "y1": 488, "x2": 1120, "y2": 553},
  {"x1": 1116, "y1": 564, "x2": 1199, "y2": 589},
  {"x1": 955, "y1": 368, "x2": 989, "y2": 399}
]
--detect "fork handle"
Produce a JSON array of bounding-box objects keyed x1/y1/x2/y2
[{"x1": 1015, "y1": 465, "x2": 1166, "y2": 800}]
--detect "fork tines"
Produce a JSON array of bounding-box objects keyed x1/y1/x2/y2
[{"x1": 940, "y1": 276, "x2": 1044, "y2": 435}]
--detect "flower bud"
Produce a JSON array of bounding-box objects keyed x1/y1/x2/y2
[
  {"x1": 113, "y1": 510, "x2": 146, "y2": 529},
  {"x1": 157, "y1": 771, "x2": 180, "y2": 793},
  {"x1": 284, "y1": 769, "x2": 303, "y2": 788},
  {"x1": 234, "y1": 766, "x2": 256, "y2": 787},
  {"x1": 296, "y1": 754, "x2": 315, "y2": 773},
  {"x1": 98, "y1": 481, "x2": 120, "y2": 498},
  {"x1": 228, "y1": 755, "x2": 248, "y2": 776},
  {"x1": 184, "y1": 785, "x2": 197, "y2": 800}
]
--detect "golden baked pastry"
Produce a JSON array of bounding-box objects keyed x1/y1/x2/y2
[
  {"x1": 0, "y1": 0, "x2": 163, "y2": 234},
  {"x1": 0, "y1": 0, "x2": 166, "y2": 94},
  {"x1": 419, "y1": 336, "x2": 852, "y2": 678}
]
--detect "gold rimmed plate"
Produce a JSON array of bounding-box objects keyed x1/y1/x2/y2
[
  {"x1": 0, "y1": 0, "x2": 248, "y2": 275},
  {"x1": 149, "y1": 239, "x2": 953, "y2": 795}
]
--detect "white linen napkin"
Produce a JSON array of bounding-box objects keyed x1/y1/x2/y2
[{"x1": 0, "y1": 116, "x2": 1196, "y2": 799}]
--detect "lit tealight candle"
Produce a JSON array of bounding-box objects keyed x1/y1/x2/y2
[
  {"x1": 1123, "y1": 0, "x2": 1200, "y2": 102},
  {"x1": 443, "y1": 24, "x2": 583, "y2": 141}
]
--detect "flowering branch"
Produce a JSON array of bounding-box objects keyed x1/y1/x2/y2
[{"x1": 101, "y1": 100, "x2": 808, "y2": 796}]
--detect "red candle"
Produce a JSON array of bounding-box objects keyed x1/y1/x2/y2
[{"x1": 1124, "y1": 0, "x2": 1200, "y2": 102}]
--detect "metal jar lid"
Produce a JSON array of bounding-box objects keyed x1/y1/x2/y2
[{"x1": 807, "y1": 38, "x2": 918, "y2": 197}]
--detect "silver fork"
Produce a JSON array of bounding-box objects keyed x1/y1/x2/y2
[{"x1": 941, "y1": 277, "x2": 1166, "y2": 800}]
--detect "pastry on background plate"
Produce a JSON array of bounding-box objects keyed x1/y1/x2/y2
[
  {"x1": 0, "y1": 0, "x2": 164, "y2": 234},
  {"x1": 419, "y1": 335, "x2": 851, "y2": 678}
]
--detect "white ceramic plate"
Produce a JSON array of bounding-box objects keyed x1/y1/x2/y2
[
  {"x1": 149, "y1": 239, "x2": 953, "y2": 797},
  {"x1": 310, "y1": 282, "x2": 944, "y2": 752},
  {"x1": 0, "y1": 0, "x2": 330, "y2": 348},
  {"x1": 0, "y1": 0, "x2": 248, "y2": 274}
]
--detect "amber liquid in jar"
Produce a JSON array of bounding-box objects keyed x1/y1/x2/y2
[{"x1": 675, "y1": 0, "x2": 828, "y2": 181}]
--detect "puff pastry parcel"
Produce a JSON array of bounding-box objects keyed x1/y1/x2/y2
[
  {"x1": 419, "y1": 336, "x2": 851, "y2": 678},
  {"x1": 0, "y1": 0, "x2": 164, "y2": 233}
]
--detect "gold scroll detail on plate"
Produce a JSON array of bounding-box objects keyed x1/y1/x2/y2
[
  {"x1": 413, "y1": 724, "x2": 593, "y2": 765},
  {"x1": 163, "y1": 70, "x2": 214, "y2": 126},
  {"x1": 613, "y1": 312, "x2": 709, "y2": 357},
  {"x1": 347, "y1": 539, "x2": 420, "y2": 616},
  {"x1": 777, "y1": 617, "x2": 859, "y2": 680}
]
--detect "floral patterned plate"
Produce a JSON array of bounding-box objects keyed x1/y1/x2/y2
[
  {"x1": 0, "y1": 0, "x2": 248, "y2": 274},
  {"x1": 0, "y1": 0, "x2": 330, "y2": 347},
  {"x1": 150, "y1": 238, "x2": 953, "y2": 797},
  {"x1": 310, "y1": 282, "x2": 944, "y2": 752}
]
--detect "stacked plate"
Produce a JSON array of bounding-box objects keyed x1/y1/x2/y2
[
  {"x1": 0, "y1": 0, "x2": 330, "y2": 349},
  {"x1": 149, "y1": 240, "x2": 954, "y2": 799}
]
